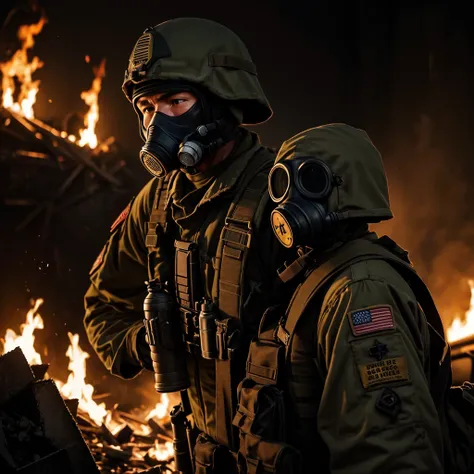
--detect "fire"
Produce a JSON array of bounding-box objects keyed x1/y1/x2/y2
[
  {"x1": 0, "y1": 17, "x2": 46, "y2": 119},
  {"x1": 55, "y1": 332, "x2": 109, "y2": 427},
  {"x1": 1, "y1": 18, "x2": 109, "y2": 150},
  {"x1": 78, "y1": 59, "x2": 106, "y2": 149},
  {"x1": 1, "y1": 299, "x2": 174, "y2": 462},
  {"x1": 148, "y1": 439, "x2": 174, "y2": 462},
  {"x1": 447, "y1": 280, "x2": 474, "y2": 343},
  {"x1": 146, "y1": 394, "x2": 170, "y2": 420},
  {"x1": 1, "y1": 298, "x2": 44, "y2": 365}
]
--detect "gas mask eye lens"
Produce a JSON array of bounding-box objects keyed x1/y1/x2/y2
[
  {"x1": 269, "y1": 164, "x2": 290, "y2": 203},
  {"x1": 297, "y1": 159, "x2": 333, "y2": 199}
]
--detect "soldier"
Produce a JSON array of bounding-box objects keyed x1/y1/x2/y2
[
  {"x1": 84, "y1": 18, "x2": 286, "y2": 472},
  {"x1": 233, "y1": 123, "x2": 453, "y2": 473}
]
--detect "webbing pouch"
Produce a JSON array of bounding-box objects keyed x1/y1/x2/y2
[
  {"x1": 233, "y1": 378, "x2": 285, "y2": 440},
  {"x1": 233, "y1": 378, "x2": 301, "y2": 474},
  {"x1": 236, "y1": 435, "x2": 302, "y2": 474},
  {"x1": 174, "y1": 240, "x2": 202, "y2": 312},
  {"x1": 194, "y1": 433, "x2": 237, "y2": 474}
]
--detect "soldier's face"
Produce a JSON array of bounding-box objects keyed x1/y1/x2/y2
[{"x1": 136, "y1": 91, "x2": 198, "y2": 130}]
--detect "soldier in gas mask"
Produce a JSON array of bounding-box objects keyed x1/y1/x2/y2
[
  {"x1": 232, "y1": 123, "x2": 454, "y2": 474},
  {"x1": 84, "y1": 17, "x2": 288, "y2": 472}
]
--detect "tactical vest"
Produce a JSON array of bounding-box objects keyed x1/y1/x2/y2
[
  {"x1": 232, "y1": 237, "x2": 454, "y2": 474},
  {"x1": 145, "y1": 149, "x2": 274, "y2": 471}
]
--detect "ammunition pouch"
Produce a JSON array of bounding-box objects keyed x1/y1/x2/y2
[
  {"x1": 232, "y1": 306, "x2": 302, "y2": 474},
  {"x1": 194, "y1": 433, "x2": 238, "y2": 474}
]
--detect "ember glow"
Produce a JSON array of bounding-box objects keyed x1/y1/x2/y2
[
  {"x1": 146, "y1": 394, "x2": 170, "y2": 421},
  {"x1": 0, "y1": 17, "x2": 46, "y2": 118},
  {"x1": 148, "y1": 438, "x2": 174, "y2": 462},
  {"x1": 447, "y1": 280, "x2": 474, "y2": 343},
  {"x1": 78, "y1": 58, "x2": 106, "y2": 149},
  {"x1": 1, "y1": 299, "x2": 173, "y2": 462}
]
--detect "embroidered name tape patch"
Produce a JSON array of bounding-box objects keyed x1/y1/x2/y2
[
  {"x1": 110, "y1": 202, "x2": 131, "y2": 233},
  {"x1": 358, "y1": 356, "x2": 409, "y2": 389},
  {"x1": 349, "y1": 305, "x2": 394, "y2": 337}
]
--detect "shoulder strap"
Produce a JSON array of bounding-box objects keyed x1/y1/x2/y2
[
  {"x1": 214, "y1": 151, "x2": 273, "y2": 451},
  {"x1": 213, "y1": 152, "x2": 273, "y2": 319},
  {"x1": 145, "y1": 173, "x2": 176, "y2": 280},
  {"x1": 277, "y1": 238, "x2": 447, "y2": 350},
  {"x1": 277, "y1": 237, "x2": 451, "y2": 407}
]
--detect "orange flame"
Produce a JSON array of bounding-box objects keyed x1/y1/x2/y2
[
  {"x1": 146, "y1": 394, "x2": 170, "y2": 420},
  {"x1": 1, "y1": 298, "x2": 173, "y2": 463},
  {"x1": 1, "y1": 298, "x2": 44, "y2": 365},
  {"x1": 0, "y1": 17, "x2": 47, "y2": 118},
  {"x1": 447, "y1": 280, "x2": 474, "y2": 343},
  {"x1": 148, "y1": 439, "x2": 174, "y2": 462},
  {"x1": 55, "y1": 332, "x2": 109, "y2": 426},
  {"x1": 78, "y1": 59, "x2": 106, "y2": 149}
]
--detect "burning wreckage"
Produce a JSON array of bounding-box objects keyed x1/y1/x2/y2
[
  {"x1": 0, "y1": 300, "x2": 175, "y2": 474},
  {"x1": 2, "y1": 10, "x2": 474, "y2": 474},
  {"x1": 0, "y1": 14, "x2": 175, "y2": 474}
]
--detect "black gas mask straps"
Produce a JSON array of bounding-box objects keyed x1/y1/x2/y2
[{"x1": 268, "y1": 157, "x2": 341, "y2": 248}]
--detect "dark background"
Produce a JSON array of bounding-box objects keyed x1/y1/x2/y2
[{"x1": 1, "y1": 0, "x2": 473, "y2": 407}]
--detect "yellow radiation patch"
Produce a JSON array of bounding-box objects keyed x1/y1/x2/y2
[{"x1": 358, "y1": 356, "x2": 409, "y2": 389}]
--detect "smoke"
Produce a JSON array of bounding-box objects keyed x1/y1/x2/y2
[{"x1": 374, "y1": 113, "x2": 474, "y2": 326}]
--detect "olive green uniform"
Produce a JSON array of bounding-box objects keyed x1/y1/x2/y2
[
  {"x1": 84, "y1": 129, "x2": 285, "y2": 439},
  {"x1": 273, "y1": 125, "x2": 450, "y2": 472}
]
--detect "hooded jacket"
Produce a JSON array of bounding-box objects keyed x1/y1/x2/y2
[{"x1": 275, "y1": 124, "x2": 448, "y2": 474}]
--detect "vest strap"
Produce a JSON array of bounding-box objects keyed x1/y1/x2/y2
[
  {"x1": 214, "y1": 153, "x2": 273, "y2": 451},
  {"x1": 145, "y1": 174, "x2": 172, "y2": 249}
]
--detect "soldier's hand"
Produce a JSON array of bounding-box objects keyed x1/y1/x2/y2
[{"x1": 136, "y1": 328, "x2": 154, "y2": 371}]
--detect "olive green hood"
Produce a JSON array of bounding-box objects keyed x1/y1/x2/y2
[
  {"x1": 122, "y1": 17, "x2": 272, "y2": 125},
  {"x1": 275, "y1": 123, "x2": 393, "y2": 222}
]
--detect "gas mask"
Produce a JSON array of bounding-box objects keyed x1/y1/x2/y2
[
  {"x1": 135, "y1": 83, "x2": 238, "y2": 178},
  {"x1": 139, "y1": 101, "x2": 204, "y2": 178},
  {"x1": 268, "y1": 157, "x2": 341, "y2": 248}
]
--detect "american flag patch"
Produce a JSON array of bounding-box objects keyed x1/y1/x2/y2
[
  {"x1": 349, "y1": 306, "x2": 394, "y2": 337},
  {"x1": 110, "y1": 202, "x2": 131, "y2": 233}
]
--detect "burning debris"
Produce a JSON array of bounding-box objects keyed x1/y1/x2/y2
[
  {"x1": 1, "y1": 15, "x2": 106, "y2": 150},
  {"x1": 0, "y1": 346, "x2": 99, "y2": 473},
  {"x1": 0, "y1": 16, "x2": 46, "y2": 119},
  {"x1": 0, "y1": 14, "x2": 136, "y2": 238},
  {"x1": 0, "y1": 300, "x2": 176, "y2": 473}
]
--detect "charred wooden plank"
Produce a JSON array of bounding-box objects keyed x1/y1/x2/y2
[
  {"x1": 115, "y1": 424, "x2": 133, "y2": 445},
  {"x1": 63, "y1": 398, "x2": 79, "y2": 420},
  {"x1": 0, "y1": 347, "x2": 34, "y2": 405},
  {"x1": 30, "y1": 364, "x2": 49, "y2": 380},
  {"x1": 33, "y1": 380, "x2": 99, "y2": 474}
]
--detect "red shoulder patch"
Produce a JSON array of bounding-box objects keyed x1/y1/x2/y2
[
  {"x1": 89, "y1": 246, "x2": 106, "y2": 275},
  {"x1": 110, "y1": 202, "x2": 131, "y2": 233}
]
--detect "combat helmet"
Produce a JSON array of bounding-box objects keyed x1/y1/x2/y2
[{"x1": 122, "y1": 17, "x2": 272, "y2": 125}]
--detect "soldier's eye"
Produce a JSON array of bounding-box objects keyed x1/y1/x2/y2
[{"x1": 171, "y1": 98, "x2": 186, "y2": 106}]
